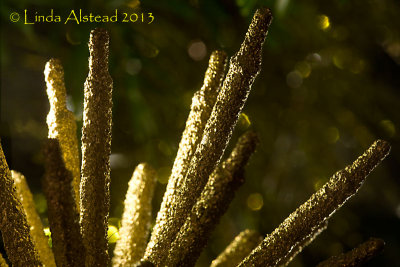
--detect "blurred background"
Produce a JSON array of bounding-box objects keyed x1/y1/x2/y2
[{"x1": 1, "y1": 0, "x2": 399, "y2": 266}]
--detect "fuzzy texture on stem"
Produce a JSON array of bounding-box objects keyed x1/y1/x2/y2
[
  {"x1": 210, "y1": 229, "x2": 262, "y2": 267},
  {"x1": 276, "y1": 221, "x2": 328, "y2": 266},
  {"x1": 0, "y1": 253, "x2": 7, "y2": 267},
  {"x1": 239, "y1": 140, "x2": 390, "y2": 266},
  {"x1": 166, "y1": 131, "x2": 259, "y2": 266},
  {"x1": 112, "y1": 163, "x2": 157, "y2": 267},
  {"x1": 45, "y1": 58, "x2": 80, "y2": 212},
  {"x1": 0, "y1": 142, "x2": 42, "y2": 266},
  {"x1": 144, "y1": 8, "x2": 272, "y2": 265},
  {"x1": 43, "y1": 139, "x2": 85, "y2": 267},
  {"x1": 145, "y1": 50, "x2": 227, "y2": 263},
  {"x1": 317, "y1": 238, "x2": 385, "y2": 267},
  {"x1": 12, "y1": 171, "x2": 56, "y2": 267},
  {"x1": 79, "y1": 28, "x2": 113, "y2": 266}
]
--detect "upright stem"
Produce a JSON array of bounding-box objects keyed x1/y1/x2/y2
[
  {"x1": 145, "y1": 50, "x2": 227, "y2": 263},
  {"x1": 80, "y1": 28, "x2": 113, "y2": 267},
  {"x1": 12, "y1": 171, "x2": 56, "y2": 267},
  {"x1": 211, "y1": 229, "x2": 262, "y2": 267},
  {"x1": 112, "y1": 163, "x2": 157, "y2": 267},
  {"x1": 44, "y1": 139, "x2": 85, "y2": 267},
  {"x1": 45, "y1": 58, "x2": 81, "y2": 212},
  {"x1": 0, "y1": 142, "x2": 42, "y2": 266}
]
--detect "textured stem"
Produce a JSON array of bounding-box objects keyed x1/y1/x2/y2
[
  {"x1": 210, "y1": 229, "x2": 262, "y2": 267},
  {"x1": 45, "y1": 58, "x2": 80, "y2": 212},
  {"x1": 43, "y1": 139, "x2": 85, "y2": 267},
  {"x1": 166, "y1": 131, "x2": 259, "y2": 266},
  {"x1": 0, "y1": 253, "x2": 8, "y2": 267},
  {"x1": 80, "y1": 28, "x2": 113, "y2": 267},
  {"x1": 239, "y1": 140, "x2": 390, "y2": 266},
  {"x1": 12, "y1": 171, "x2": 56, "y2": 267},
  {"x1": 145, "y1": 50, "x2": 227, "y2": 263},
  {"x1": 276, "y1": 221, "x2": 328, "y2": 266},
  {"x1": 112, "y1": 163, "x2": 157, "y2": 267},
  {"x1": 144, "y1": 8, "x2": 272, "y2": 265},
  {"x1": 0, "y1": 142, "x2": 42, "y2": 266},
  {"x1": 317, "y1": 238, "x2": 384, "y2": 267}
]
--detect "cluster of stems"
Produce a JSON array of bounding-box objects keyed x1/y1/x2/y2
[{"x1": 0, "y1": 6, "x2": 393, "y2": 267}]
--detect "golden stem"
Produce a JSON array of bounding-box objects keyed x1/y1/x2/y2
[
  {"x1": 45, "y1": 58, "x2": 80, "y2": 212},
  {"x1": 276, "y1": 221, "x2": 328, "y2": 266},
  {"x1": 0, "y1": 253, "x2": 8, "y2": 267},
  {"x1": 0, "y1": 142, "x2": 42, "y2": 266},
  {"x1": 43, "y1": 139, "x2": 85, "y2": 267},
  {"x1": 80, "y1": 28, "x2": 113, "y2": 267},
  {"x1": 239, "y1": 140, "x2": 390, "y2": 266},
  {"x1": 317, "y1": 238, "x2": 385, "y2": 266},
  {"x1": 12, "y1": 171, "x2": 56, "y2": 267},
  {"x1": 145, "y1": 50, "x2": 227, "y2": 263},
  {"x1": 112, "y1": 163, "x2": 157, "y2": 267},
  {"x1": 211, "y1": 229, "x2": 262, "y2": 267},
  {"x1": 144, "y1": 8, "x2": 272, "y2": 265},
  {"x1": 166, "y1": 131, "x2": 259, "y2": 266}
]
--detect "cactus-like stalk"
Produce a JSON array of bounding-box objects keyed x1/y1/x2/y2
[
  {"x1": 45, "y1": 58, "x2": 80, "y2": 212},
  {"x1": 239, "y1": 140, "x2": 390, "y2": 266},
  {"x1": 0, "y1": 142, "x2": 42, "y2": 266},
  {"x1": 0, "y1": 253, "x2": 8, "y2": 267},
  {"x1": 112, "y1": 163, "x2": 157, "y2": 267},
  {"x1": 276, "y1": 221, "x2": 328, "y2": 266},
  {"x1": 317, "y1": 238, "x2": 385, "y2": 266},
  {"x1": 79, "y1": 28, "x2": 113, "y2": 266},
  {"x1": 144, "y1": 8, "x2": 272, "y2": 265},
  {"x1": 12, "y1": 171, "x2": 56, "y2": 267},
  {"x1": 43, "y1": 139, "x2": 85, "y2": 267},
  {"x1": 166, "y1": 131, "x2": 259, "y2": 266},
  {"x1": 145, "y1": 50, "x2": 227, "y2": 263},
  {"x1": 211, "y1": 229, "x2": 262, "y2": 267}
]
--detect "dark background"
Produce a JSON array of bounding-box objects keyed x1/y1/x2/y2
[{"x1": 1, "y1": 0, "x2": 399, "y2": 266}]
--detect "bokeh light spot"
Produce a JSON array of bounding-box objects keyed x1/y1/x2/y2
[
  {"x1": 188, "y1": 41, "x2": 207, "y2": 61},
  {"x1": 126, "y1": 58, "x2": 142, "y2": 75},
  {"x1": 247, "y1": 193, "x2": 264, "y2": 211},
  {"x1": 313, "y1": 178, "x2": 327, "y2": 191},
  {"x1": 380, "y1": 119, "x2": 396, "y2": 137},
  {"x1": 108, "y1": 225, "x2": 120, "y2": 243},
  {"x1": 286, "y1": 71, "x2": 303, "y2": 88},
  {"x1": 127, "y1": 0, "x2": 141, "y2": 9},
  {"x1": 318, "y1": 15, "x2": 330, "y2": 30},
  {"x1": 238, "y1": 113, "x2": 251, "y2": 129},
  {"x1": 295, "y1": 61, "x2": 311, "y2": 78},
  {"x1": 157, "y1": 167, "x2": 171, "y2": 184},
  {"x1": 350, "y1": 60, "x2": 365, "y2": 74},
  {"x1": 326, "y1": 127, "x2": 340, "y2": 143},
  {"x1": 34, "y1": 193, "x2": 47, "y2": 214}
]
